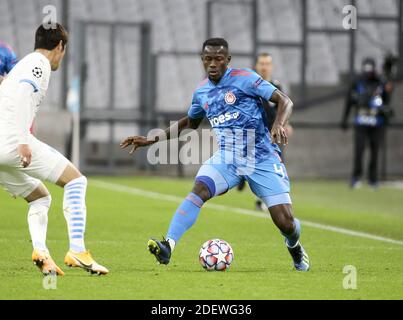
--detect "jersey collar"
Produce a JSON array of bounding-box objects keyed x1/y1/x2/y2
[{"x1": 34, "y1": 51, "x2": 51, "y2": 71}]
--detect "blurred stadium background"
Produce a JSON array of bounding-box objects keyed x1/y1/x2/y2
[
  {"x1": 1, "y1": 0, "x2": 402, "y2": 179},
  {"x1": 1, "y1": 0, "x2": 403, "y2": 300}
]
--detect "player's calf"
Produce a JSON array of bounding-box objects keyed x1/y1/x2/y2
[
  {"x1": 149, "y1": 181, "x2": 212, "y2": 264},
  {"x1": 268, "y1": 202, "x2": 310, "y2": 271},
  {"x1": 268, "y1": 203, "x2": 298, "y2": 243},
  {"x1": 166, "y1": 181, "x2": 210, "y2": 247},
  {"x1": 268, "y1": 203, "x2": 297, "y2": 237},
  {"x1": 56, "y1": 165, "x2": 108, "y2": 274},
  {"x1": 27, "y1": 194, "x2": 52, "y2": 253},
  {"x1": 25, "y1": 184, "x2": 52, "y2": 258},
  {"x1": 63, "y1": 175, "x2": 88, "y2": 253}
]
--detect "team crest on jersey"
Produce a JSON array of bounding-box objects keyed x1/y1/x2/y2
[
  {"x1": 224, "y1": 91, "x2": 236, "y2": 105},
  {"x1": 32, "y1": 67, "x2": 42, "y2": 78}
]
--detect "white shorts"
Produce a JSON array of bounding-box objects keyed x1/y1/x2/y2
[{"x1": 0, "y1": 134, "x2": 70, "y2": 198}]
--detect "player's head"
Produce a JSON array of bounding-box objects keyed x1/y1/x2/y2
[
  {"x1": 255, "y1": 53, "x2": 273, "y2": 81},
  {"x1": 34, "y1": 23, "x2": 68, "y2": 71},
  {"x1": 201, "y1": 38, "x2": 231, "y2": 83}
]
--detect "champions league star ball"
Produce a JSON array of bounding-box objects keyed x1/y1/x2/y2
[{"x1": 199, "y1": 239, "x2": 234, "y2": 271}]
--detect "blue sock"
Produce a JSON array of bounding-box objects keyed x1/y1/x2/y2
[
  {"x1": 282, "y1": 218, "x2": 301, "y2": 248},
  {"x1": 166, "y1": 193, "x2": 204, "y2": 244}
]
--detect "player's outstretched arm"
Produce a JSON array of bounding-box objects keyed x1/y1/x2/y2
[
  {"x1": 269, "y1": 90, "x2": 293, "y2": 145},
  {"x1": 120, "y1": 116, "x2": 203, "y2": 154}
]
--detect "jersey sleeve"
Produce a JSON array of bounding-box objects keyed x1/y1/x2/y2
[
  {"x1": 16, "y1": 57, "x2": 45, "y2": 93},
  {"x1": 5, "y1": 49, "x2": 18, "y2": 73},
  {"x1": 15, "y1": 81, "x2": 36, "y2": 144},
  {"x1": 187, "y1": 92, "x2": 206, "y2": 119},
  {"x1": 245, "y1": 71, "x2": 278, "y2": 101}
]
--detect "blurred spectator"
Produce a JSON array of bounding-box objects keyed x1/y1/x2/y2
[
  {"x1": 382, "y1": 53, "x2": 398, "y2": 104},
  {"x1": 341, "y1": 57, "x2": 394, "y2": 188},
  {"x1": 383, "y1": 52, "x2": 398, "y2": 81},
  {"x1": 254, "y1": 53, "x2": 293, "y2": 147},
  {"x1": 238, "y1": 53, "x2": 293, "y2": 210},
  {"x1": 0, "y1": 41, "x2": 18, "y2": 84}
]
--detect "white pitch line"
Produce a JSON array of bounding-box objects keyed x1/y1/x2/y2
[
  {"x1": 92, "y1": 180, "x2": 403, "y2": 247},
  {"x1": 384, "y1": 181, "x2": 403, "y2": 190}
]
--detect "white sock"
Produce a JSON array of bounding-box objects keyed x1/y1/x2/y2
[
  {"x1": 63, "y1": 176, "x2": 87, "y2": 253},
  {"x1": 166, "y1": 238, "x2": 176, "y2": 252},
  {"x1": 28, "y1": 195, "x2": 51, "y2": 252}
]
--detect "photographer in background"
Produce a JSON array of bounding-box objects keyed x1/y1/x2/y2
[{"x1": 341, "y1": 57, "x2": 394, "y2": 189}]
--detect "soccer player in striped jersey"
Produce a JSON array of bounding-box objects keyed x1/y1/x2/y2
[{"x1": 0, "y1": 24, "x2": 108, "y2": 276}]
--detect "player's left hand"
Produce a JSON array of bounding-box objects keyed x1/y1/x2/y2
[
  {"x1": 120, "y1": 136, "x2": 154, "y2": 154},
  {"x1": 271, "y1": 123, "x2": 288, "y2": 145}
]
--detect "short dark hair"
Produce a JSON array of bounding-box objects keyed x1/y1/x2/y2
[
  {"x1": 202, "y1": 38, "x2": 229, "y2": 51},
  {"x1": 255, "y1": 52, "x2": 272, "y2": 65},
  {"x1": 34, "y1": 23, "x2": 68, "y2": 51}
]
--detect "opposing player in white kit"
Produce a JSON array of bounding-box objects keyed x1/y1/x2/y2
[{"x1": 0, "y1": 23, "x2": 108, "y2": 276}]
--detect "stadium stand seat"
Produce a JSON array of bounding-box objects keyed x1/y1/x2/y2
[{"x1": 0, "y1": 0, "x2": 398, "y2": 111}]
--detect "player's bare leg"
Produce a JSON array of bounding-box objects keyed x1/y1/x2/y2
[
  {"x1": 148, "y1": 181, "x2": 212, "y2": 264},
  {"x1": 191, "y1": 182, "x2": 213, "y2": 202},
  {"x1": 25, "y1": 184, "x2": 64, "y2": 276},
  {"x1": 56, "y1": 164, "x2": 109, "y2": 275},
  {"x1": 269, "y1": 204, "x2": 310, "y2": 271},
  {"x1": 55, "y1": 164, "x2": 82, "y2": 188}
]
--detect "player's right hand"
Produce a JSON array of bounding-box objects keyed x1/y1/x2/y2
[
  {"x1": 120, "y1": 136, "x2": 154, "y2": 154},
  {"x1": 17, "y1": 144, "x2": 32, "y2": 168},
  {"x1": 271, "y1": 123, "x2": 288, "y2": 145}
]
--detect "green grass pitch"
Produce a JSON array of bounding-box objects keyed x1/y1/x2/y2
[{"x1": 0, "y1": 176, "x2": 402, "y2": 300}]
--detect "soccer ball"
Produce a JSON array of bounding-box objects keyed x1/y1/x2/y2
[{"x1": 199, "y1": 239, "x2": 234, "y2": 271}]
